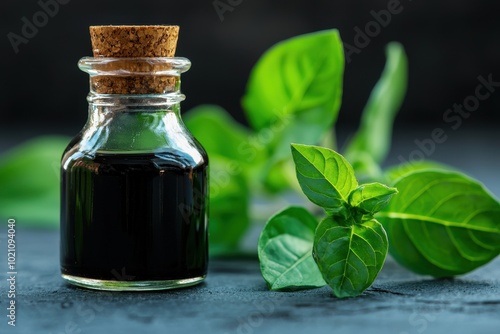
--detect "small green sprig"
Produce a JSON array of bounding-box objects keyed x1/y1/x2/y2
[{"x1": 259, "y1": 144, "x2": 397, "y2": 298}]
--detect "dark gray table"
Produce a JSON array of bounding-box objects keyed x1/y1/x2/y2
[{"x1": 0, "y1": 229, "x2": 499, "y2": 334}]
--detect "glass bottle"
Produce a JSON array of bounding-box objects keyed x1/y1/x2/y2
[{"x1": 60, "y1": 56, "x2": 209, "y2": 291}]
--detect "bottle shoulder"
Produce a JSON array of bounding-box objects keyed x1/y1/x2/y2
[
  {"x1": 62, "y1": 110, "x2": 209, "y2": 169},
  {"x1": 62, "y1": 135, "x2": 208, "y2": 171}
]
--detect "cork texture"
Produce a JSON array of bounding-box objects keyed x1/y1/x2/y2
[{"x1": 89, "y1": 25, "x2": 180, "y2": 94}]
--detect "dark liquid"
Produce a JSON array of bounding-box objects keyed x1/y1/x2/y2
[{"x1": 60, "y1": 151, "x2": 208, "y2": 281}]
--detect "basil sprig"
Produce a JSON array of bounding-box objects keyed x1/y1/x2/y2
[{"x1": 259, "y1": 144, "x2": 397, "y2": 297}]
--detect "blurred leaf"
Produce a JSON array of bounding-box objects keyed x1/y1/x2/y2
[
  {"x1": 184, "y1": 104, "x2": 263, "y2": 164},
  {"x1": 208, "y1": 156, "x2": 251, "y2": 256},
  {"x1": 345, "y1": 42, "x2": 408, "y2": 166},
  {"x1": 0, "y1": 136, "x2": 70, "y2": 227},
  {"x1": 184, "y1": 106, "x2": 256, "y2": 255},
  {"x1": 261, "y1": 108, "x2": 340, "y2": 193},
  {"x1": 384, "y1": 160, "x2": 453, "y2": 185},
  {"x1": 346, "y1": 151, "x2": 383, "y2": 184},
  {"x1": 260, "y1": 159, "x2": 298, "y2": 194}
]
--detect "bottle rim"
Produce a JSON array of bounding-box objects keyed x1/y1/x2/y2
[{"x1": 78, "y1": 57, "x2": 191, "y2": 77}]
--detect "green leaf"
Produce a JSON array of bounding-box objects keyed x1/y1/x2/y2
[
  {"x1": 271, "y1": 109, "x2": 336, "y2": 159},
  {"x1": 347, "y1": 151, "x2": 383, "y2": 184},
  {"x1": 291, "y1": 144, "x2": 357, "y2": 214},
  {"x1": 345, "y1": 42, "x2": 408, "y2": 165},
  {"x1": 258, "y1": 206, "x2": 325, "y2": 290},
  {"x1": 184, "y1": 105, "x2": 259, "y2": 163},
  {"x1": 349, "y1": 183, "x2": 398, "y2": 215},
  {"x1": 313, "y1": 216, "x2": 388, "y2": 298},
  {"x1": 260, "y1": 159, "x2": 298, "y2": 194},
  {"x1": 384, "y1": 160, "x2": 453, "y2": 185},
  {"x1": 0, "y1": 136, "x2": 70, "y2": 227},
  {"x1": 377, "y1": 170, "x2": 500, "y2": 277},
  {"x1": 261, "y1": 110, "x2": 338, "y2": 193},
  {"x1": 242, "y1": 29, "x2": 344, "y2": 132},
  {"x1": 207, "y1": 156, "x2": 251, "y2": 256},
  {"x1": 243, "y1": 29, "x2": 345, "y2": 194}
]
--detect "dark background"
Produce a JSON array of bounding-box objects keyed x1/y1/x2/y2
[{"x1": 0, "y1": 0, "x2": 499, "y2": 137}]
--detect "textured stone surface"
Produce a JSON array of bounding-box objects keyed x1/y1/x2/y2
[{"x1": 1, "y1": 230, "x2": 500, "y2": 334}]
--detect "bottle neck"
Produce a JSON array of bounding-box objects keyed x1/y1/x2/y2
[
  {"x1": 75, "y1": 56, "x2": 193, "y2": 155},
  {"x1": 78, "y1": 93, "x2": 187, "y2": 154},
  {"x1": 87, "y1": 92, "x2": 185, "y2": 114}
]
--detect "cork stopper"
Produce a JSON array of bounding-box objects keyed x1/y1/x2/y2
[
  {"x1": 90, "y1": 25, "x2": 179, "y2": 57},
  {"x1": 89, "y1": 25, "x2": 180, "y2": 94}
]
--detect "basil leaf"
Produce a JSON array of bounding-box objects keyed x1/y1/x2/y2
[
  {"x1": 243, "y1": 29, "x2": 345, "y2": 194},
  {"x1": 345, "y1": 151, "x2": 383, "y2": 184},
  {"x1": 0, "y1": 136, "x2": 70, "y2": 227},
  {"x1": 184, "y1": 106, "x2": 263, "y2": 255},
  {"x1": 260, "y1": 159, "x2": 297, "y2": 194},
  {"x1": 258, "y1": 206, "x2": 325, "y2": 290},
  {"x1": 261, "y1": 109, "x2": 338, "y2": 193},
  {"x1": 242, "y1": 29, "x2": 344, "y2": 132},
  {"x1": 345, "y1": 43, "x2": 408, "y2": 166},
  {"x1": 377, "y1": 170, "x2": 500, "y2": 277},
  {"x1": 208, "y1": 156, "x2": 250, "y2": 256},
  {"x1": 184, "y1": 105, "x2": 263, "y2": 164},
  {"x1": 313, "y1": 216, "x2": 388, "y2": 298},
  {"x1": 349, "y1": 183, "x2": 398, "y2": 215},
  {"x1": 384, "y1": 160, "x2": 452, "y2": 185},
  {"x1": 291, "y1": 144, "x2": 358, "y2": 214}
]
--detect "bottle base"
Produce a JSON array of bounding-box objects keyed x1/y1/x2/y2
[{"x1": 61, "y1": 274, "x2": 206, "y2": 291}]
